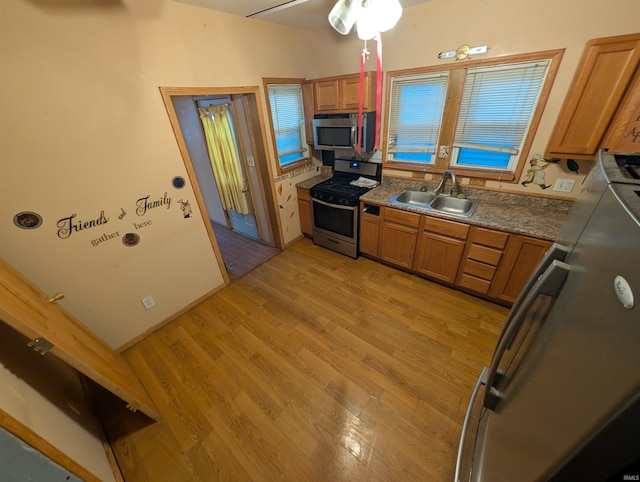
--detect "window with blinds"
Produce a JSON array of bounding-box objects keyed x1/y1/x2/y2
[
  {"x1": 383, "y1": 50, "x2": 562, "y2": 180},
  {"x1": 451, "y1": 60, "x2": 550, "y2": 171},
  {"x1": 386, "y1": 72, "x2": 449, "y2": 164},
  {"x1": 266, "y1": 83, "x2": 308, "y2": 171}
]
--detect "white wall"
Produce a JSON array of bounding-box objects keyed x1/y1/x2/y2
[{"x1": 0, "y1": 0, "x2": 317, "y2": 349}]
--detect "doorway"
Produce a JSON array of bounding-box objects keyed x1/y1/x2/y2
[
  {"x1": 195, "y1": 97, "x2": 259, "y2": 240},
  {"x1": 160, "y1": 87, "x2": 283, "y2": 282}
]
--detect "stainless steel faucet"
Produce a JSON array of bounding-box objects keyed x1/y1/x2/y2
[{"x1": 434, "y1": 169, "x2": 459, "y2": 196}]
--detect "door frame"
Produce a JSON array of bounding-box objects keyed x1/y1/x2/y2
[{"x1": 159, "y1": 87, "x2": 284, "y2": 265}]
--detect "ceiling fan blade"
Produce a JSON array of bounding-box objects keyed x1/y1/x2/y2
[{"x1": 247, "y1": 0, "x2": 312, "y2": 18}]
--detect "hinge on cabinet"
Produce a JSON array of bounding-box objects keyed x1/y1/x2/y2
[
  {"x1": 126, "y1": 401, "x2": 140, "y2": 412},
  {"x1": 27, "y1": 337, "x2": 54, "y2": 355}
]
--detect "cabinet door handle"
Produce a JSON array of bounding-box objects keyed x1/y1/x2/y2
[
  {"x1": 454, "y1": 367, "x2": 487, "y2": 482},
  {"x1": 493, "y1": 243, "x2": 570, "y2": 353},
  {"x1": 484, "y1": 259, "x2": 570, "y2": 411}
]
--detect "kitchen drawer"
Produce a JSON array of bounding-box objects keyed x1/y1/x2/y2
[
  {"x1": 467, "y1": 244, "x2": 503, "y2": 267},
  {"x1": 382, "y1": 207, "x2": 421, "y2": 228},
  {"x1": 471, "y1": 227, "x2": 509, "y2": 249},
  {"x1": 462, "y1": 259, "x2": 497, "y2": 281},
  {"x1": 458, "y1": 274, "x2": 492, "y2": 294},
  {"x1": 423, "y1": 216, "x2": 469, "y2": 239}
]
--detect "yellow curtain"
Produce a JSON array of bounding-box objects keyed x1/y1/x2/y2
[{"x1": 198, "y1": 105, "x2": 250, "y2": 215}]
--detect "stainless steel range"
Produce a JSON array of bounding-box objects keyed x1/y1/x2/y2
[{"x1": 309, "y1": 159, "x2": 381, "y2": 258}]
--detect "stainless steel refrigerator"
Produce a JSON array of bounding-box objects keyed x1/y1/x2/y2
[{"x1": 455, "y1": 150, "x2": 640, "y2": 482}]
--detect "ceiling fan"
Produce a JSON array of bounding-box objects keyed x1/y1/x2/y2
[{"x1": 246, "y1": 0, "x2": 312, "y2": 19}]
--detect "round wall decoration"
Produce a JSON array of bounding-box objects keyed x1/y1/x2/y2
[
  {"x1": 13, "y1": 211, "x2": 43, "y2": 229},
  {"x1": 122, "y1": 232, "x2": 140, "y2": 247},
  {"x1": 172, "y1": 176, "x2": 186, "y2": 189}
]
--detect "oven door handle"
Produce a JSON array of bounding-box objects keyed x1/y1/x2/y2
[{"x1": 312, "y1": 197, "x2": 357, "y2": 211}]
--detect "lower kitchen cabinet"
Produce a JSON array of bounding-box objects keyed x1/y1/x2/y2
[
  {"x1": 360, "y1": 203, "x2": 380, "y2": 257},
  {"x1": 297, "y1": 188, "x2": 313, "y2": 237},
  {"x1": 490, "y1": 234, "x2": 552, "y2": 304},
  {"x1": 457, "y1": 226, "x2": 510, "y2": 295},
  {"x1": 379, "y1": 207, "x2": 420, "y2": 269},
  {"x1": 360, "y1": 202, "x2": 553, "y2": 306},
  {"x1": 414, "y1": 217, "x2": 469, "y2": 283}
]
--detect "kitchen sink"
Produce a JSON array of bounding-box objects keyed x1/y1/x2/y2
[
  {"x1": 429, "y1": 196, "x2": 479, "y2": 216},
  {"x1": 390, "y1": 190, "x2": 480, "y2": 217},
  {"x1": 392, "y1": 190, "x2": 436, "y2": 206}
]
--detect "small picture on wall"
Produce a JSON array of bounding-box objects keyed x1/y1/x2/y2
[
  {"x1": 122, "y1": 232, "x2": 140, "y2": 247},
  {"x1": 172, "y1": 176, "x2": 186, "y2": 189},
  {"x1": 13, "y1": 211, "x2": 43, "y2": 230}
]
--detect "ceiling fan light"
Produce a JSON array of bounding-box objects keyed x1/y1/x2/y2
[
  {"x1": 356, "y1": 6, "x2": 378, "y2": 40},
  {"x1": 377, "y1": 0, "x2": 402, "y2": 32},
  {"x1": 328, "y1": 0, "x2": 361, "y2": 35}
]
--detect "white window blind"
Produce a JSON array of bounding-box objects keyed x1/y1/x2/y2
[
  {"x1": 386, "y1": 72, "x2": 448, "y2": 162},
  {"x1": 452, "y1": 60, "x2": 550, "y2": 168},
  {"x1": 267, "y1": 84, "x2": 307, "y2": 167}
]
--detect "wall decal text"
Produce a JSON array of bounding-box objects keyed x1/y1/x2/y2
[
  {"x1": 57, "y1": 211, "x2": 109, "y2": 239},
  {"x1": 136, "y1": 192, "x2": 171, "y2": 216}
]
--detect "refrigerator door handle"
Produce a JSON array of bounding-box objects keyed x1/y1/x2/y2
[
  {"x1": 454, "y1": 367, "x2": 488, "y2": 482},
  {"x1": 494, "y1": 243, "x2": 571, "y2": 351},
  {"x1": 484, "y1": 260, "x2": 571, "y2": 411}
]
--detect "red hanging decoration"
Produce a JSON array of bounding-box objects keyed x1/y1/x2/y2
[
  {"x1": 357, "y1": 35, "x2": 383, "y2": 154},
  {"x1": 374, "y1": 33, "x2": 382, "y2": 151},
  {"x1": 357, "y1": 45, "x2": 369, "y2": 154}
]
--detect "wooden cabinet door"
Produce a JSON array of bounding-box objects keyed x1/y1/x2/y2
[
  {"x1": 546, "y1": 33, "x2": 640, "y2": 160},
  {"x1": 414, "y1": 216, "x2": 469, "y2": 283},
  {"x1": 490, "y1": 235, "x2": 552, "y2": 305},
  {"x1": 341, "y1": 76, "x2": 361, "y2": 111},
  {"x1": 603, "y1": 66, "x2": 640, "y2": 153},
  {"x1": 341, "y1": 73, "x2": 376, "y2": 111},
  {"x1": 314, "y1": 79, "x2": 340, "y2": 112},
  {"x1": 413, "y1": 232, "x2": 466, "y2": 283},
  {"x1": 380, "y1": 221, "x2": 417, "y2": 269},
  {"x1": 360, "y1": 211, "x2": 380, "y2": 257},
  {"x1": 379, "y1": 208, "x2": 420, "y2": 269},
  {"x1": 0, "y1": 257, "x2": 160, "y2": 421},
  {"x1": 297, "y1": 188, "x2": 312, "y2": 236}
]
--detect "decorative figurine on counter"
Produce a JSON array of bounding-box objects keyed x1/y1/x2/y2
[{"x1": 521, "y1": 156, "x2": 551, "y2": 189}]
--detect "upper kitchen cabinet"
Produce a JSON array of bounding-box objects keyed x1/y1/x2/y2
[
  {"x1": 602, "y1": 65, "x2": 640, "y2": 153},
  {"x1": 313, "y1": 72, "x2": 377, "y2": 113},
  {"x1": 546, "y1": 33, "x2": 640, "y2": 160}
]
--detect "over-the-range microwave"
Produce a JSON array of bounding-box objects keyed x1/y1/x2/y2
[{"x1": 312, "y1": 112, "x2": 376, "y2": 152}]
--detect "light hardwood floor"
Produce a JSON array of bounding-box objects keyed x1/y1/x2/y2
[{"x1": 95, "y1": 237, "x2": 508, "y2": 482}]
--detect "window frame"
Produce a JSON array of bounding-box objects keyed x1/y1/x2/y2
[
  {"x1": 382, "y1": 50, "x2": 564, "y2": 182},
  {"x1": 263, "y1": 78, "x2": 312, "y2": 175}
]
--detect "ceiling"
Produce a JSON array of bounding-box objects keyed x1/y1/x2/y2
[{"x1": 172, "y1": 0, "x2": 429, "y2": 31}]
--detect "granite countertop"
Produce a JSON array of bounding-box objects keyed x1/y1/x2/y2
[
  {"x1": 360, "y1": 177, "x2": 574, "y2": 241},
  {"x1": 296, "y1": 174, "x2": 332, "y2": 190}
]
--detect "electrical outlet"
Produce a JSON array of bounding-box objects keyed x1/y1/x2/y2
[
  {"x1": 141, "y1": 295, "x2": 155, "y2": 309},
  {"x1": 553, "y1": 178, "x2": 575, "y2": 193}
]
